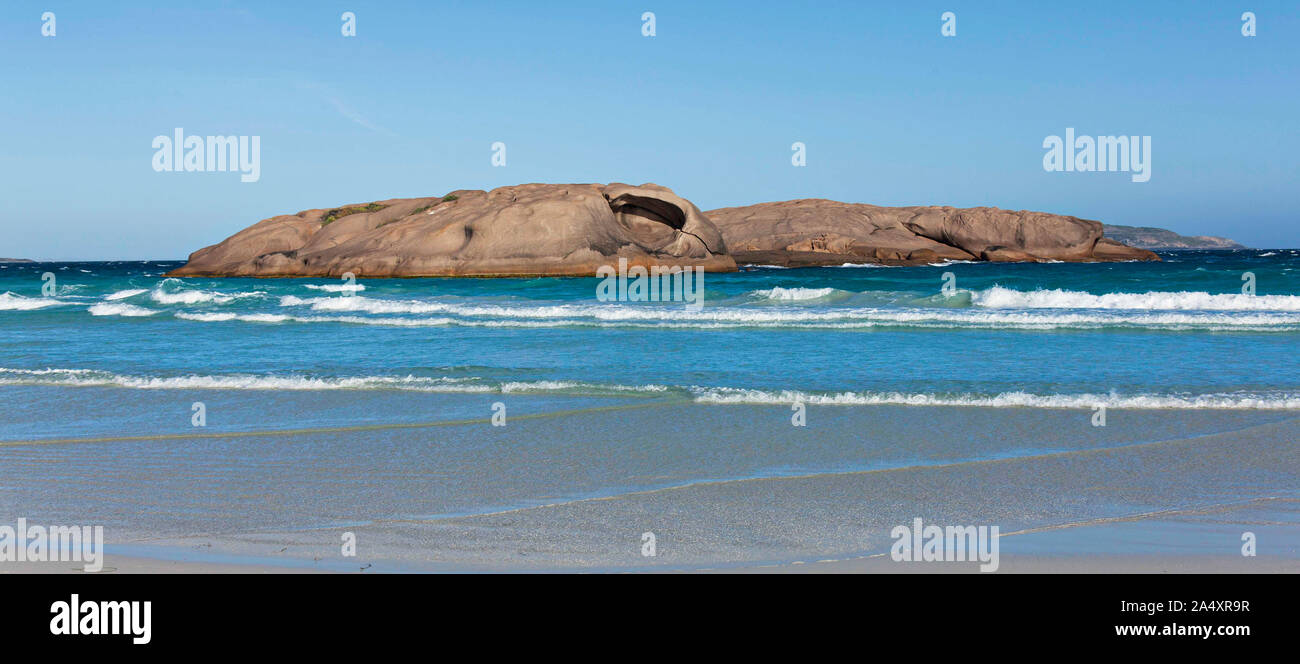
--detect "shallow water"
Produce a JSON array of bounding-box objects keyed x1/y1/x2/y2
[{"x1": 1, "y1": 251, "x2": 1297, "y2": 568}]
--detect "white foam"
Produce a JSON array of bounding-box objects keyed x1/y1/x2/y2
[
  {"x1": 150, "y1": 288, "x2": 231, "y2": 305},
  {"x1": 88, "y1": 302, "x2": 159, "y2": 317},
  {"x1": 175, "y1": 311, "x2": 458, "y2": 326},
  {"x1": 268, "y1": 294, "x2": 1300, "y2": 330},
  {"x1": 0, "y1": 292, "x2": 68, "y2": 311},
  {"x1": 280, "y1": 295, "x2": 447, "y2": 314},
  {"x1": 175, "y1": 312, "x2": 292, "y2": 323},
  {"x1": 0, "y1": 368, "x2": 102, "y2": 376},
  {"x1": 0, "y1": 368, "x2": 670, "y2": 395},
  {"x1": 149, "y1": 278, "x2": 263, "y2": 305},
  {"x1": 973, "y1": 286, "x2": 1300, "y2": 311},
  {"x1": 750, "y1": 287, "x2": 840, "y2": 301},
  {"x1": 689, "y1": 386, "x2": 1300, "y2": 410},
  {"x1": 1, "y1": 366, "x2": 1295, "y2": 410},
  {"x1": 304, "y1": 283, "x2": 366, "y2": 293},
  {"x1": 104, "y1": 289, "x2": 148, "y2": 301}
]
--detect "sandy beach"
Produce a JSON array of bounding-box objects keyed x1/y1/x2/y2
[{"x1": 4, "y1": 394, "x2": 1294, "y2": 574}]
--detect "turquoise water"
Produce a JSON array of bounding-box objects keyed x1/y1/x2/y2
[
  {"x1": 2, "y1": 250, "x2": 1298, "y2": 568},
  {"x1": 2, "y1": 250, "x2": 1299, "y2": 413}
]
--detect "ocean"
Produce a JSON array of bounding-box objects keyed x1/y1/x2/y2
[{"x1": 1, "y1": 250, "x2": 1297, "y2": 570}]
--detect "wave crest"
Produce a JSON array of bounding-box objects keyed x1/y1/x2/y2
[
  {"x1": 87, "y1": 303, "x2": 158, "y2": 317},
  {"x1": 973, "y1": 286, "x2": 1300, "y2": 311},
  {"x1": 0, "y1": 292, "x2": 68, "y2": 311},
  {"x1": 2, "y1": 367, "x2": 1297, "y2": 410}
]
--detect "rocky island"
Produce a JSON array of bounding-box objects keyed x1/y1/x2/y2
[{"x1": 166, "y1": 184, "x2": 1157, "y2": 277}]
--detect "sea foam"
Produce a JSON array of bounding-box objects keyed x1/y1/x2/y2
[
  {"x1": 973, "y1": 286, "x2": 1300, "y2": 311},
  {"x1": 2, "y1": 367, "x2": 1297, "y2": 410},
  {"x1": 268, "y1": 294, "x2": 1300, "y2": 330},
  {"x1": 149, "y1": 278, "x2": 263, "y2": 305},
  {"x1": 88, "y1": 303, "x2": 159, "y2": 317},
  {"x1": 0, "y1": 292, "x2": 69, "y2": 311}
]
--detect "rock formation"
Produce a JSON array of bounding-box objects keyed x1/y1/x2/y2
[
  {"x1": 167, "y1": 186, "x2": 1163, "y2": 277},
  {"x1": 165, "y1": 183, "x2": 734, "y2": 277},
  {"x1": 705, "y1": 199, "x2": 1158, "y2": 266}
]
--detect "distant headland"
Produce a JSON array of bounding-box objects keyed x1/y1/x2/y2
[
  {"x1": 165, "y1": 183, "x2": 1159, "y2": 278},
  {"x1": 1101, "y1": 224, "x2": 1245, "y2": 250}
]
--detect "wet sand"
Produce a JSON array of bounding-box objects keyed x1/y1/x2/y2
[{"x1": 2, "y1": 393, "x2": 1296, "y2": 573}]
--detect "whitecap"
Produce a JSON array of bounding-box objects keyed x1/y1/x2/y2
[
  {"x1": 88, "y1": 302, "x2": 159, "y2": 317},
  {"x1": 972, "y1": 286, "x2": 1300, "y2": 311},
  {"x1": 304, "y1": 283, "x2": 366, "y2": 293},
  {"x1": 0, "y1": 292, "x2": 69, "y2": 311},
  {"x1": 104, "y1": 289, "x2": 148, "y2": 301},
  {"x1": 749, "y1": 287, "x2": 840, "y2": 301},
  {"x1": 2, "y1": 366, "x2": 1296, "y2": 410}
]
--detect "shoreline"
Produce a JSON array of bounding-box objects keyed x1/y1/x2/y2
[
  {"x1": 2, "y1": 400, "x2": 1296, "y2": 574},
  {"x1": 7, "y1": 556, "x2": 1296, "y2": 574},
  {"x1": 7, "y1": 548, "x2": 1295, "y2": 576},
  {"x1": 7, "y1": 496, "x2": 1293, "y2": 574}
]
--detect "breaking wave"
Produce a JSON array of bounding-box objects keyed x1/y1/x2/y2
[
  {"x1": 0, "y1": 292, "x2": 70, "y2": 311},
  {"x1": 690, "y1": 386, "x2": 1300, "y2": 410},
  {"x1": 749, "y1": 287, "x2": 844, "y2": 301},
  {"x1": 2, "y1": 367, "x2": 1298, "y2": 410},
  {"x1": 0, "y1": 368, "x2": 670, "y2": 396},
  {"x1": 149, "y1": 278, "x2": 263, "y2": 305},
  {"x1": 973, "y1": 286, "x2": 1300, "y2": 311},
  {"x1": 264, "y1": 294, "x2": 1300, "y2": 330},
  {"x1": 87, "y1": 303, "x2": 159, "y2": 317},
  {"x1": 304, "y1": 283, "x2": 366, "y2": 293},
  {"x1": 104, "y1": 288, "x2": 148, "y2": 300}
]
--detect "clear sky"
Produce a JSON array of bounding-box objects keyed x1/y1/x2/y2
[{"x1": 2, "y1": 0, "x2": 1297, "y2": 260}]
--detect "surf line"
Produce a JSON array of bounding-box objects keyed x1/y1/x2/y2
[{"x1": 0, "y1": 399, "x2": 688, "y2": 449}]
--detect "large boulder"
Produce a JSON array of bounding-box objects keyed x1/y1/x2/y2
[
  {"x1": 166, "y1": 183, "x2": 735, "y2": 277},
  {"x1": 706, "y1": 199, "x2": 1158, "y2": 266}
]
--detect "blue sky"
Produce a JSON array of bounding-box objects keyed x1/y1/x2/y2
[{"x1": 2, "y1": 0, "x2": 1297, "y2": 259}]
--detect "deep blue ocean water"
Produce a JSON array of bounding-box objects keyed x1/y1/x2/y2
[{"x1": 2, "y1": 250, "x2": 1299, "y2": 416}]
